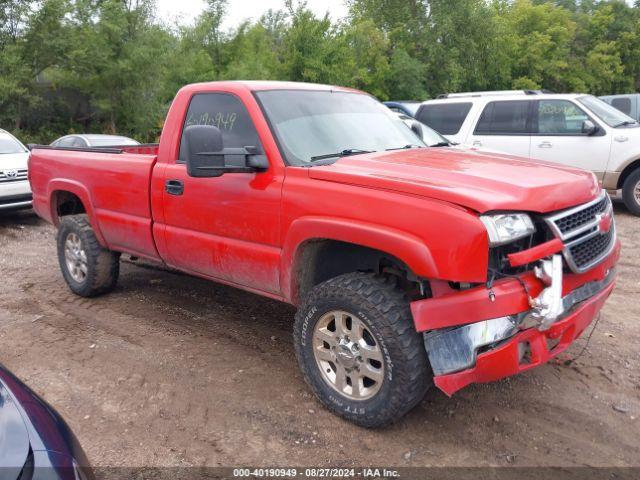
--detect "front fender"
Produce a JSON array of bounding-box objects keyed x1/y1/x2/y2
[{"x1": 280, "y1": 216, "x2": 439, "y2": 303}]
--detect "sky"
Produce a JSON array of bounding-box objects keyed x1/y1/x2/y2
[{"x1": 156, "y1": 0, "x2": 350, "y2": 29}]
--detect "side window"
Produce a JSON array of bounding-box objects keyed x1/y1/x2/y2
[
  {"x1": 474, "y1": 101, "x2": 530, "y2": 135},
  {"x1": 611, "y1": 97, "x2": 632, "y2": 116},
  {"x1": 57, "y1": 137, "x2": 76, "y2": 147},
  {"x1": 537, "y1": 100, "x2": 589, "y2": 135},
  {"x1": 72, "y1": 137, "x2": 87, "y2": 147},
  {"x1": 179, "y1": 93, "x2": 262, "y2": 163},
  {"x1": 415, "y1": 103, "x2": 472, "y2": 135}
]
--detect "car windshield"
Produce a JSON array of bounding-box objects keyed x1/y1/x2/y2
[
  {"x1": 0, "y1": 133, "x2": 27, "y2": 154},
  {"x1": 420, "y1": 123, "x2": 450, "y2": 146},
  {"x1": 255, "y1": 90, "x2": 425, "y2": 165},
  {"x1": 578, "y1": 95, "x2": 638, "y2": 127}
]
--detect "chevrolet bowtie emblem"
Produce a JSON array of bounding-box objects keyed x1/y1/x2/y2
[{"x1": 597, "y1": 210, "x2": 613, "y2": 234}]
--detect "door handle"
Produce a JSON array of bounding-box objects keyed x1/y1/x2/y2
[
  {"x1": 538, "y1": 141, "x2": 553, "y2": 148},
  {"x1": 472, "y1": 140, "x2": 482, "y2": 147},
  {"x1": 165, "y1": 179, "x2": 184, "y2": 196}
]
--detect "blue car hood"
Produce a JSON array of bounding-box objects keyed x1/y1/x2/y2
[{"x1": 0, "y1": 381, "x2": 30, "y2": 479}]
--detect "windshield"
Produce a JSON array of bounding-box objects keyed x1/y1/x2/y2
[
  {"x1": 255, "y1": 90, "x2": 425, "y2": 165},
  {"x1": 0, "y1": 133, "x2": 27, "y2": 154},
  {"x1": 578, "y1": 95, "x2": 637, "y2": 127},
  {"x1": 420, "y1": 123, "x2": 450, "y2": 146}
]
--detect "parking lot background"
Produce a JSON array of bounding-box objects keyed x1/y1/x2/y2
[{"x1": 0, "y1": 208, "x2": 638, "y2": 467}]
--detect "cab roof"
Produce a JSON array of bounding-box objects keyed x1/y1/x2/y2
[{"x1": 179, "y1": 80, "x2": 364, "y2": 95}]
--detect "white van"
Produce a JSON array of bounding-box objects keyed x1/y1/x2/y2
[{"x1": 417, "y1": 91, "x2": 640, "y2": 215}]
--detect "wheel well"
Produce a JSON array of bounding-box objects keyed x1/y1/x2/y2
[
  {"x1": 292, "y1": 239, "x2": 421, "y2": 304},
  {"x1": 53, "y1": 191, "x2": 86, "y2": 220},
  {"x1": 618, "y1": 159, "x2": 640, "y2": 190}
]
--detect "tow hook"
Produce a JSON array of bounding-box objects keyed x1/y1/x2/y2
[{"x1": 529, "y1": 254, "x2": 564, "y2": 330}]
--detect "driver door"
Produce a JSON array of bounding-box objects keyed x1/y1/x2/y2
[
  {"x1": 161, "y1": 92, "x2": 283, "y2": 294},
  {"x1": 530, "y1": 99, "x2": 611, "y2": 176}
]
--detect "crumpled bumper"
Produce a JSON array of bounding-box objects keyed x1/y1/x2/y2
[
  {"x1": 433, "y1": 278, "x2": 614, "y2": 396},
  {"x1": 411, "y1": 240, "x2": 620, "y2": 396}
]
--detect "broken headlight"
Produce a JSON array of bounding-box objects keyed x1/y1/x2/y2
[{"x1": 480, "y1": 213, "x2": 535, "y2": 247}]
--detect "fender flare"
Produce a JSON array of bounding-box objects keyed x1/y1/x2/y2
[
  {"x1": 280, "y1": 216, "x2": 439, "y2": 303},
  {"x1": 616, "y1": 158, "x2": 640, "y2": 190},
  {"x1": 47, "y1": 179, "x2": 108, "y2": 247}
]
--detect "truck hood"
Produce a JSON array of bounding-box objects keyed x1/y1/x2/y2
[
  {"x1": 308, "y1": 148, "x2": 600, "y2": 213},
  {"x1": 0, "y1": 152, "x2": 29, "y2": 171}
]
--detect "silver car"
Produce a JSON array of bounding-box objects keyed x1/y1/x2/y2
[{"x1": 51, "y1": 134, "x2": 139, "y2": 148}]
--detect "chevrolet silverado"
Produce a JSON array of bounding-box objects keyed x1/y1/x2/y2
[{"x1": 28, "y1": 81, "x2": 620, "y2": 427}]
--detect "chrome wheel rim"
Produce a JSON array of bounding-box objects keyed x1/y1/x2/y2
[
  {"x1": 312, "y1": 310, "x2": 385, "y2": 401},
  {"x1": 64, "y1": 233, "x2": 88, "y2": 283},
  {"x1": 634, "y1": 180, "x2": 640, "y2": 204}
]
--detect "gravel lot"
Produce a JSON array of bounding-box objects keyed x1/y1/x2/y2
[{"x1": 0, "y1": 207, "x2": 638, "y2": 468}]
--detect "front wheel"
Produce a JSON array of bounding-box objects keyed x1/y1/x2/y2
[
  {"x1": 293, "y1": 273, "x2": 431, "y2": 428},
  {"x1": 622, "y1": 168, "x2": 640, "y2": 216}
]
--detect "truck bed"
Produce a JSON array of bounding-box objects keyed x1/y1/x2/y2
[{"x1": 28, "y1": 145, "x2": 161, "y2": 260}]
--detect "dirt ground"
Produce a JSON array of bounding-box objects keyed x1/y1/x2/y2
[{"x1": 0, "y1": 206, "x2": 638, "y2": 469}]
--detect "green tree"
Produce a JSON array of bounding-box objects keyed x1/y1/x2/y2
[
  {"x1": 3, "y1": 0, "x2": 640, "y2": 144},
  {"x1": 222, "y1": 20, "x2": 284, "y2": 80},
  {"x1": 501, "y1": 0, "x2": 580, "y2": 91},
  {"x1": 0, "y1": 0, "x2": 70, "y2": 131},
  {"x1": 56, "y1": 0, "x2": 174, "y2": 139},
  {"x1": 582, "y1": 1, "x2": 640, "y2": 92}
]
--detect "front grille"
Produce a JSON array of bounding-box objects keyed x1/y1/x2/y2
[
  {"x1": 0, "y1": 168, "x2": 28, "y2": 183},
  {"x1": 544, "y1": 192, "x2": 615, "y2": 273},
  {"x1": 554, "y1": 195, "x2": 608, "y2": 235},
  {"x1": 568, "y1": 227, "x2": 614, "y2": 271}
]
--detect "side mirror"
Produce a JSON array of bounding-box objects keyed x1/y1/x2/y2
[
  {"x1": 184, "y1": 125, "x2": 224, "y2": 177},
  {"x1": 582, "y1": 120, "x2": 598, "y2": 136},
  {"x1": 184, "y1": 125, "x2": 268, "y2": 178},
  {"x1": 410, "y1": 121, "x2": 423, "y2": 139}
]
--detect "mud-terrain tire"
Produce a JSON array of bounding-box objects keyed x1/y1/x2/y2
[
  {"x1": 622, "y1": 168, "x2": 640, "y2": 216},
  {"x1": 294, "y1": 272, "x2": 431, "y2": 428},
  {"x1": 57, "y1": 214, "x2": 120, "y2": 297}
]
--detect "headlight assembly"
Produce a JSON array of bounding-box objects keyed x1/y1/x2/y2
[{"x1": 480, "y1": 213, "x2": 535, "y2": 246}]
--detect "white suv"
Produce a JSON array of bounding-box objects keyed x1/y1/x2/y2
[
  {"x1": 416, "y1": 91, "x2": 640, "y2": 215},
  {"x1": 0, "y1": 129, "x2": 32, "y2": 212}
]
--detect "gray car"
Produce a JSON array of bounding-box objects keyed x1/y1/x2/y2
[{"x1": 51, "y1": 134, "x2": 139, "y2": 148}]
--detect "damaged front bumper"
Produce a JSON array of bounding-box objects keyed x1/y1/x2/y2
[{"x1": 411, "y1": 240, "x2": 620, "y2": 396}]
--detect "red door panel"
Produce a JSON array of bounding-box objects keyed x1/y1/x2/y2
[
  {"x1": 161, "y1": 164, "x2": 282, "y2": 293},
  {"x1": 157, "y1": 91, "x2": 284, "y2": 295}
]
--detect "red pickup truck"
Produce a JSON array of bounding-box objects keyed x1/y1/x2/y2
[{"x1": 29, "y1": 81, "x2": 620, "y2": 427}]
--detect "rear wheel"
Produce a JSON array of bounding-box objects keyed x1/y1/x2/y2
[
  {"x1": 57, "y1": 214, "x2": 120, "y2": 297},
  {"x1": 294, "y1": 272, "x2": 431, "y2": 428},
  {"x1": 622, "y1": 168, "x2": 640, "y2": 216}
]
